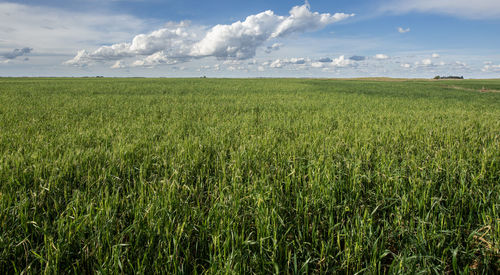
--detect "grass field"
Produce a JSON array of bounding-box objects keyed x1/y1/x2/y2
[{"x1": 0, "y1": 78, "x2": 499, "y2": 273}]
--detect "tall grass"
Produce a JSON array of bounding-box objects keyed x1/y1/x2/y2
[{"x1": 0, "y1": 78, "x2": 498, "y2": 273}]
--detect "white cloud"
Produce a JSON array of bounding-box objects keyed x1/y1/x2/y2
[
  {"x1": 421, "y1": 58, "x2": 432, "y2": 66},
  {"x1": 66, "y1": 4, "x2": 354, "y2": 66},
  {"x1": 268, "y1": 57, "x2": 309, "y2": 68},
  {"x1": 331, "y1": 55, "x2": 353, "y2": 67},
  {"x1": 381, "y1": 0, "x2": 500, "y2": 19},
  {"x1": 65, "y1": 21, "x2": 197, "y2": 66},
  {"x1": 268, "y1": 55, "x2": 353, "y2": 69},
  {"x1": 190, "y1": 4, "x2": 353, "y2": 60},
  {"x1": 316, "y1": 55, "x2": 355, "y2": 72},
  {"x1": 432, "y1": 53, "x2": 440, "y2": 58},
  {"x1": 401, "y1": 63, "x2": 411, "y2": 68},
  {"x1": 131, "y1": 51, "x2": 183, "y2": 67},
  {"x1": 414, "y1": 58, "x2": 445, "y2": 67},
  {"x1": 110, "y1": 60, "x2": 125, "y2": 69},
  {"x1": 311, "y1": 62, "x2": 325, "y2": 68},
  {"x1": 482, "y1": 64, "x2": 500, "y2": 72},
  {"x1": 272, "y1": 4, "x2": 354, "y2": 38},
  {"x1": 289, "y1": 57, "x2": 307, "y2": 64},
  {"x1": 398, "y1": 27, "x2": 410, "y2": 33},
  {"x1": 270, "y1": 59, "x2": 284, "y2": 68},
  {"x1": 64, "y1": 50, "x2": 91, "y2": 67},
  {"x1": 374, "y1": 54, "x2": 389, "y2": 60}
]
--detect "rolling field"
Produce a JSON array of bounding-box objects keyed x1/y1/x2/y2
[{"x1": 0, "y1": 78, "x2": 499, "y2": 273}]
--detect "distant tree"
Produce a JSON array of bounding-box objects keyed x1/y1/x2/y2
[
  {"x1": 439, "y1": 76, "x2": 464, "y2": 80},
  {"x1": 434, "y1": 75, "x2": 441, "y2": 79}
]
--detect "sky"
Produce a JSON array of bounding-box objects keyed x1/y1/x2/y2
[{"x1": 0, "y1": 0, "x2": 499, "y2": 78}]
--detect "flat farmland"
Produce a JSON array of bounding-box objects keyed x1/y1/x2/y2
[{"x1": 0, "y1": 78, "x2": 498, "y2": 273}]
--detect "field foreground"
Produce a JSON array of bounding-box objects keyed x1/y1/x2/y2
[{"x1": 0, "y1": 78, "x2": 499, "y2": 273}]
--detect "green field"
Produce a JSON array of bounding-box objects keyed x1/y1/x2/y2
[{"x1": 0, "y1": 78, "x2": 499, "y2": 273}]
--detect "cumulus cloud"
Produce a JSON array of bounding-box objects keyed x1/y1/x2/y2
[
  {"x1": 289, "y1": 57, "x2": 307, "y2": 64},
  {"x1": 131, "y1": 51, "x2": 184, "y2": 67},
  {"x1": 308, "y1": 56, "x2": 354, "y2": 70},
  {"x1": 190, "y1": 4, "x2": 353, "y2": 60},
  {"x1": 349, "y1": 55, "x2": 366, "y2": 61},
  {"x1": 269, "y1": 55, "x2": 353, "y2": 69},
  {"x1": 110, "y1": 60, "x2": 126, "y2": 69},
  {"x1": 64, "y1": 50, "x2": 90, "y2": 67},
  {"x1": 330, "y1": 55, "x2": 354, "y2": 67},
  {"x1": 401, "y1": 63, "x2": 411, "y2": 68},
  {"x1": 65, "y1": 21, "x2": 197, "y2": 66},
  {"x1": 270, "y1": 59, "x2": 285, "y2": 68},
  {"x1": 432, "y1": 53, "x2": 440, "y2": 58},
  {"x1": 414, "y1": 58, "x2": 445, "y2": 67},
  {"x1": 421, "y1": 58, "x2": 432, "y2": 66},
  {"x1": 374, "y1": 54, "x2": 389, "y2": 60},
  {"x1": 311, "y1": 62, "x2": 324, "y2": 68},
  {"x1": 398, "y1": 27, "x2": 410, "y2": 33},
  {"x1": 269, "y1": 57, "x2": 309, "y2": 68},
  {"x1": 66, "y1": 3, "x2": 354, "y2": 66},
  {"x1": 2, "y1": 47, "x2": 33, "y2": 59},
  {"x1": 381, "y1": 0, "x2": 500, "y2": 19}
]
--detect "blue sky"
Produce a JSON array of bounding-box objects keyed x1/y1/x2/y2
[{"x1": 0, "y1": 0, "x2": 499, "y2": 77}]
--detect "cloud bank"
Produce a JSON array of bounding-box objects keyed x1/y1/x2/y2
[
  {"x1": 482, "y1": 63, "x2": 500, "y2": 72},
  {"x1": 66, "y1": 4, "x2": 354, "y2": 67},
  {"x1": 262, "y1": 55, "x2": 354, "y2": 70}
]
